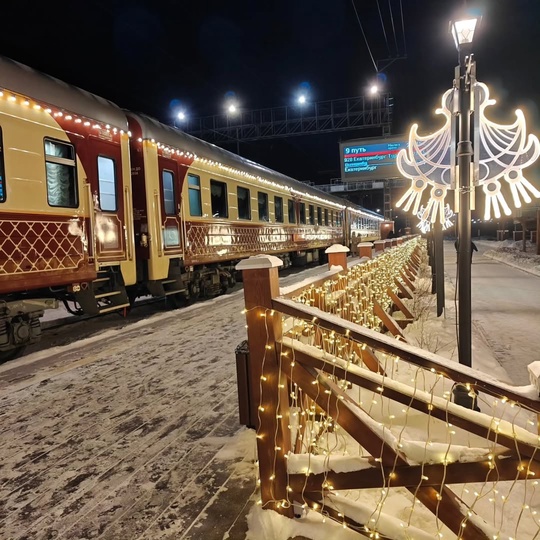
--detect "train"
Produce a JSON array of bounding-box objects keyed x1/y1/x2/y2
[{"x1": 0, "y1": 55, "x2": 386, "y2": 360}]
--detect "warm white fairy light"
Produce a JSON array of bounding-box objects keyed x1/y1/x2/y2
[
  {"x1": 0, "y1": 87, "x2": 128, "y2": 135},
  {"x1": 132, "y1": 135, "x2": 376, "y2": 213}
]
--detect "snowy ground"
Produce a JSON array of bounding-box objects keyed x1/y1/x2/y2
[
  {"x1": 1, "y1": 240, "x2": 539, "y2": 540},
  {"x1": 0, "y1": 264, "x2": 334, "y2": 540},
  {"x1": 480, "y1": 239, "x2": 540, "y2": 278}
]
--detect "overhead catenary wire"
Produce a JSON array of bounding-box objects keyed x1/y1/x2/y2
[
  {"x1": 387, "y1": 0, "x2": 400, "y2": 53},
  {"x1": 376, "y1": 0, "x2": 391, "y2": 57},
  {"x1": 351, "y1": 0, "x2": 378, "y2": 72},
  {"x1": 399, "y1": 0, "x2": 407, "y2": 56}
]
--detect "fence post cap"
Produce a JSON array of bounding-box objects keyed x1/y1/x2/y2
[
  {"x1": 235, "y1": 254, "x2": 284, "y2": 270},
  {"x1": 373, "y1": 240, "x2": 386, "y2": 245},
  {"x1": 357, "y1": 242, "x2": 374, "y2": 247},
  {"x1": 528, "y1": 361, "x2": 540, "y2": 395},
  {"x1": 325, "y1": 244, "x2": 350, "y2": 254}
]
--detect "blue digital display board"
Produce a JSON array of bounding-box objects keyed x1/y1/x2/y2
[{"x1": 340, "y1": 137, "x2": 408, "y2": 181}]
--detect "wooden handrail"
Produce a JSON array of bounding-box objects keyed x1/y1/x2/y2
[
  {"x1": 273, "y1": 297, "x2": 540, "y2": 412},
  {"x1": 280, "y1": 341, "x2": 540, "y2": 460}
]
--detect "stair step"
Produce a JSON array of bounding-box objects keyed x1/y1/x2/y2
[
  {"x1": 161, "y1": 279, "x2": 178, "y2": 285},
  {"x1": 93, "y1": 277, "x2": 110, "y2": 283},
  {"x1": 95, "y1": 291, "x2": 123, "y2": 299},
  {"x1": 99, "y1": 303, "x2": 131, "y2": 314},
  {"x1": 164, "y1": 289, "x2": 187, "y2": 296}
]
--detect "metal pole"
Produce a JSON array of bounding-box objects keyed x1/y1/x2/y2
[
  {"x1": 428, "y1": 231, "x2": 436, "y2": 294},
  {"x1": 434, "y1": 220, "x2": 445, "y2": 317},
  {"x1": 456, "y1": 52, "x2": 474, "y2": 367}
]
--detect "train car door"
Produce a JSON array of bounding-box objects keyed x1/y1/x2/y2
[
  {"x1": 88, "y1": 138, "x2": 127, "y2": 262},
  {"x1": 157, "y1": 155, "x2": 183, "y2": 256}
]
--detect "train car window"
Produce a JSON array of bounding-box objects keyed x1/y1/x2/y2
[
  {"x1": 299, "y1": 202, "x2": 306, "y2": 224},
  {"x1": 336, "y1": 211, "x2": 342, "y2": 226},
  {"x1": 97, "y1": 156, "x2": 117, "y2": 211},
  {"x1": 188, "y1": 174, "x2": 202, "y2": 216},
  {"x1": 274, "y1": 196, "x2": 284, "y2": 223},
  {"x1": 0, "y1": 127, "x2": 5, "y2": 202},
  {"x1": 308, "y1": 204, "x2": 315, "y2": 225},
  {"x1": 258, "y1": 191, "x2": 269, "y2": 221},
  {"x1": 44, "y1": 138, "x2": 78, "y2": 208},
  {"x1": 237, "y1": 186, "x2": 251, "y2": 220},
  {"x1": 162, "y1": 170, "x2": 176, "y2": 215},
  {"x1": 288, "y1": 199, "x2": 296, "y2": 223},
  {"x1": 317, "y1": 206, "x2": 322, "y2": 225},
  {"x1": 210, "y1": 179, "x2": 228, "y2": 218},
  {"x1": 324, "y1": 208, "x2": 329, "y2": 226},
  {"x1": 331, "y1": 211, "x2": 334, "y2": 225}
]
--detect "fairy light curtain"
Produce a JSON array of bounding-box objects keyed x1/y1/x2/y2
[{"x1": 396, "y1": 81, "x2": 540, "y2": 232}]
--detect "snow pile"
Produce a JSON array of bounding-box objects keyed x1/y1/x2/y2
[
  {"x1": 246, "y1": 505, "x2": 365, "y2": 540},
  {"x1": 482, "y1": 239, "x2": 540, "y2": 277}
]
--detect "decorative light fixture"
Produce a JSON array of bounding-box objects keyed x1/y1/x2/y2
[{"x1": 396, "y1": 82, "x2": 540, "y2": 229}]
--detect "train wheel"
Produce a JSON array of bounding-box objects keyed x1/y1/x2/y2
[{"x1": 0, "y1": 346, "x2": 26, "y2": 364}]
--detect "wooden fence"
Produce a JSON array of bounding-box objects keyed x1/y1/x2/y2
[{"x1": 236, "y1": 238, "x2": 540, "y2": 540}]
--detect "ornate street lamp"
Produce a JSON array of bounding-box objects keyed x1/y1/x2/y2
[
  {"x1": 453, "y1": 15, "x2": 478, "y2": 368},
  {"x1": 396, "y1": 14, "x2": 540, "y2": 367}
]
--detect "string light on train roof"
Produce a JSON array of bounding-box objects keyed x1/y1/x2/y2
[
  {"x1": 143, "y1": 135, "x2": 348, "y2": 209},
  {"x1": 0, "y1": 87, "x2": 130, "y2": 137}
]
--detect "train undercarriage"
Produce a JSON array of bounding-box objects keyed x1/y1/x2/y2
[{"x1": 0, "y1": 247, "x2": 327, "y2": 362}]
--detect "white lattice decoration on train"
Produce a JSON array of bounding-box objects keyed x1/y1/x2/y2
[
  {"x1": 0, "y1": 219, "x2": 86, "y2": 275},
  {"x1": 184, "y1": 223, "x2": 342, "y2": 260}
]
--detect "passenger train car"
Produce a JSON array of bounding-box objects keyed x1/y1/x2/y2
[{"x1": 0, "y1": 55, "x2": 384, "y2": 359}]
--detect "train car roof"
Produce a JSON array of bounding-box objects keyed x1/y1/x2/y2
[
  {"x1": 128, "y1": 111, "x2": 382, "y2": 217},
  {"x1": 0, "y1": 55, "x2": 128, "y2": 130}
]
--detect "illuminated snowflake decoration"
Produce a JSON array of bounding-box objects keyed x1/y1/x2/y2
[
  {"x1": 416, "y1": 204, "x2": 454, "y2": 234},
  {"x1": 396, "y1": 81, "x2": 540, "y2": 225}
]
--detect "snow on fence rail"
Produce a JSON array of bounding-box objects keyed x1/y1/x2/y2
[{"x1": 236, "y1": 238, "x2": 540, "y2": 540}]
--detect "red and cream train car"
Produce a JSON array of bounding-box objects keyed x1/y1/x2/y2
[
  {"x1": 126, "y1": 113, "x2": 368, "y2": 306},
  {"x1": 0, "y1": 56, "x2": 136, "y2": 359},
  {"x1": 0, "y1": 55, "x2": 384, "y2": 359}
]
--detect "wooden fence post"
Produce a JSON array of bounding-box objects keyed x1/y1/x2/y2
[
  {"x1": 357, "y1": 242, "x2": 373, "y2": 259},
  {"x1": 325, "y1": 243, "x2": 349, "y2": 270},
  {"x1": 236, "y1": 255, "x2": 293, "y2": 516},
  {"x1": 373, "y1": 240, "x2": 385, "y2": 253}
]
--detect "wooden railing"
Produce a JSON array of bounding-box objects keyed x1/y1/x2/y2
[{"x1": 236, "y1": 238, "x2": 540, "y2": 540}]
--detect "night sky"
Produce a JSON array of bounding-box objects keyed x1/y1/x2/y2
[{"x1": 2, "y1": 0, "x2": 539, "y2": 210}]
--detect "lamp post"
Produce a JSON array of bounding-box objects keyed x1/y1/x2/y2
[
  {"x1": 397, "y1": 15, "x2": 539, "y2": 368},
  {"x1": 452, "y1": 17, "x2": 478, "y2": 368}
]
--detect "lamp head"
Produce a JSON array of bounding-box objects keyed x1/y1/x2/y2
[{"x1": 450, "y1": 16, "x2": 480, "y2": 50}]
